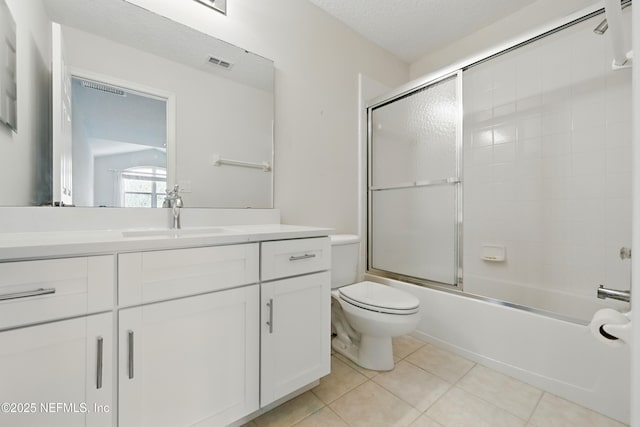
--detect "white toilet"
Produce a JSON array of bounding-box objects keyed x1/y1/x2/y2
[{"x1": 330, "y1": 234, "x2": 420, "y2": 371}]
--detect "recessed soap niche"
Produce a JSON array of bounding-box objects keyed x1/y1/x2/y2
[{"x1": 481, "y1": 244, "x2": 506, "y2": 262}]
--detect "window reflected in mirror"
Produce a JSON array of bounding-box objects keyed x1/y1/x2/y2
[{"x1": 121, "y1": 166, "x2": 167, "y2": 208}]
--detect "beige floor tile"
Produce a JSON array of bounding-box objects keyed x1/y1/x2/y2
[
  {"x1": 312, "y1": 355, "x2": 368, "y2": 404},
  {"x1": 240, "y1": 422, "x2": 257, "y2": 427},
  {"x1": 457, "y1": 364, "x2": 542, "y2": 420},
  {"x1": 426, "y1": 386, "x2": 527, "y2": 427},
  {"x1": 329, "y1": 381, "x2": 421, "y2": 427},
  {"x1": 529, "y1": 393, "x2": 628, "y2": 427},
  {"x1": 409, "y1": 414, "x2": 445, "y2": 427},
  {"x1": 254, "y1": 392, "x2": 324, "y2": 427},
  {"x1": 373, "y1": 360, "x2": 451, "y2": 411},
  {"x1": 293, "y1": 407, "x2": 349, "y2": 427},
  {"x1": 405, "y1": 343, "x2": 475, "y2": 383},
  {"x1": 393, "y1": 335, "x2": 426, "y2": 361},
  {"x1": 333, "y1": 351, "x2": 381, "y2": 378}
]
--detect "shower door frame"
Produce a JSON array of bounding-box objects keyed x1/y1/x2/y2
[
  {"x1": 366, "y1": 70, "x2": 464, "y2": 290},
  {"x1": 365, "y1": 0, "x2": 630, "y2": 294}
]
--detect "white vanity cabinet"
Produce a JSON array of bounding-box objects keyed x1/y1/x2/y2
[
  {"x1": 260, "y1": 238, "x2": 331, "y2": 406},
  {"x1": 0, "y1": 256, "x2": 115, "y2": 427},
  {"x1": 0, "y1": 313, "x2": 114, "y2": 427},
  {"x1": 117, "y1": 244, "x2": 260, "y2": 427},
  {"x1": 0, "y1": 226, "x2": 332, "y2": 426}
]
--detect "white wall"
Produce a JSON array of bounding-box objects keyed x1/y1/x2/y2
[
  {"x1": 410, "y1": 0, "x2": 599, "y2": 79},
  {"x1": 122, "y1": 0, "x2": 409, "y2": 233},
  {"x1": 0, "y1": 0, "x2": 51, "y2": 206},
  {"x1": 71, "y1": 116, "x2": 93, "y2": 206}
]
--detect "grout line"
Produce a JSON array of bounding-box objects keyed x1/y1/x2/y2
[
  {"x1": 330, "y1": 406, "x2": 353, "y2": 427},
  {"x1": 451, "y1": 370, "x2": 538, "y2": 425},
  {"x1": 290, "y1": 403, "x2": 326, "y2": 427},
  {"x1": 526, "y1": 391, "x2": 546, "y2": 424}
]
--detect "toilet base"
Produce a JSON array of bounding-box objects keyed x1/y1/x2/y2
[{"x1": 331, "y1": 335, "x2": 394, "y2": 371}]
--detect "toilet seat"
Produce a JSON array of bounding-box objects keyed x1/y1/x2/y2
[{"x1": 338, "y1": 281, "x2": 420, "y2": 315}]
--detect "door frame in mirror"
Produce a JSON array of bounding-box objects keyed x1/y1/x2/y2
[{"x1": 63, "y1": 66, "x2": 177, "y2": 207}]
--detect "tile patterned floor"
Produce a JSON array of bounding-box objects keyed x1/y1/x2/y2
[{"x1": 245, "y1": 336, "x2": 627, "y2": 427}]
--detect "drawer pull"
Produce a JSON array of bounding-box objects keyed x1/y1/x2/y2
[
  {"x1": 128, "y1": 331, "x2": 135, "y2": 380},
  {"x1": 289, "y1": 254, "x2": 316, "y2": 262},
  {"x1": 266, "y1": 299, "x2": 274, "y2": 334},
  {"x1": 0, "y1": 288, "x2": 56, "y2": 301},
  {"x1": 96, "y1": 337, "x2": 104, "y2": 389}
]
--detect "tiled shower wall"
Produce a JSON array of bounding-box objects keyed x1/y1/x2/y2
[{"x1": 462, "y1": 11, "x2": 632, "y2": 313}]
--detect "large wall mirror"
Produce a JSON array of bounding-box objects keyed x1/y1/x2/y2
[{"x1": 14, "y1": 0, "x2": 274, "y2": 208}]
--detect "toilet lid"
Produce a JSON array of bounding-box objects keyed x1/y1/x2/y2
[{"x1": 339, "y1": 281, "x2": 420, "y2": 315}]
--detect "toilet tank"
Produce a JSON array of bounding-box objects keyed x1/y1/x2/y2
[{"x1": 330, "y1": 234, "x2": 361, "y2": 289}]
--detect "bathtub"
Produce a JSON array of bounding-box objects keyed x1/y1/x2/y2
[
  {"x1": 367, "y1": 274, "x2": 631, "y2": 424},
  {"x1": 462, "y1": 276, "x2": 630, "y2": 324}
]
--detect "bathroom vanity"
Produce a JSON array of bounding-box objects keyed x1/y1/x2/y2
[{"x1": 0, "y1": 223, "x2": 331, "y2": 427}]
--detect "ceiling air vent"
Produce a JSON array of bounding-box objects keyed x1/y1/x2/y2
[
  {"x1": 80, "y1": 80, "x2": 126, "y2": 96},
  {"x1": 208, "y1": 56, "x2": 233, "y2": 70}
]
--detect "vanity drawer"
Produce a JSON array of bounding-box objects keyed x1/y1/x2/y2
[
  {"x1": 261, "y1": 237, "x2": 330, "y2": 281},
  {"x1": 118, "y1": 243, "x2": 259, "y2": 307},
  {"x1": 0, "y1": 256, "x2": 114, "y2": 330}
]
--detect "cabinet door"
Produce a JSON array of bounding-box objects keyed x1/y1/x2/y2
[
  {"x1": 119, "y1": 285, "x2": 259, "y2": 427},
  {"x1": 261, "y1": 272, "x2": 331, "y2": 406},
  {"x1": 0, "y1": 313, "x2": 113, "y2": 427}
]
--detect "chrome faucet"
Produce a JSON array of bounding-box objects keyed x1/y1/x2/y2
[
  {"x1": 596, "y1": 247, "x2": 632, "y2": 303},
  {"x1": 162, "y1": 184, "x2": 183, "y2": 229}
]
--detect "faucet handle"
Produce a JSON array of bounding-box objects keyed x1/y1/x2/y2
[{"x1": 172, "y1": 184, "x2": 180, "y2": 193}]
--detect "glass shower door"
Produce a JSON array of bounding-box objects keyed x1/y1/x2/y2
[{"x1": 368, "y1": 73, "x2": 461, "y2": 286}]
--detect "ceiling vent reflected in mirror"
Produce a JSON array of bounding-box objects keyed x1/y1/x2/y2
[
  {"x1": 80, "y1": 79, "x2": 126, "y2": 96},
  {"x1": 194, "y1": 0, "x2": 227, "y2": 15},
  {"x1": 207, "y1": 56, "x2": 233, "y2": 70}
]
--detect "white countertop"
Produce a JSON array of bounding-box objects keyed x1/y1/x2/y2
[{"x1": 0, "y1": 224, "x2": 334, "y2": 261}]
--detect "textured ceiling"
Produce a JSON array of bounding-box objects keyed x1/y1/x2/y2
[{"x1": 308, "y1": 0, "x2": 539, "y2": 62}]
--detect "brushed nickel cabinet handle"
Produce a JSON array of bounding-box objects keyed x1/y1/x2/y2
[
  {"x1": 96, "y1": 337, "x2": 103, "y2": 389},
  {"x1": 289, "y1": 254, "x2": 316, "y2": 261},
  {"x1": 266, "y1": 299, "x2": 274, "y2": 334},
  {"x1": 128, "y1": 330, "x2": 134, "y2": 380}
]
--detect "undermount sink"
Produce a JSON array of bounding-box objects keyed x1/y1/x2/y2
[{"x1": 121, "y1": 227, "x2": 233, "y2": 238}]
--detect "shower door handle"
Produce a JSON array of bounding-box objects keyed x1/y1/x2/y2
[{"x1": 370, "y1": 177, "x2": 461, "y2": 191}]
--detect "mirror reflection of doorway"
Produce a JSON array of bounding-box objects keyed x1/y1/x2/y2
[{"x1": 71, "y1": 76, "x2": 168, "y2": 207}]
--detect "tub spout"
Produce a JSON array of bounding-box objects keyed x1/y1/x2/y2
[{"x1": 597, "y1": 285, "x2": 631, "y2": 303}]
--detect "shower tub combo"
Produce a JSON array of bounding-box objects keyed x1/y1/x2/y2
[{"x1": 365, "y1": 2, "x2": 632, "y2": 423}]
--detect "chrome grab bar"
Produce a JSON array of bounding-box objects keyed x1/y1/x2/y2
[
  {"x1": 289, "y1": 254, "x2": 316, "y2": 262},
  {"x1": 597, "y1": 285, "x2": 631, "y2": 303},
  {"x1": 0, "y1": 288, "x2": 56, "y2": 301},
  {"x1": 212, "y1": 154, "x2": 271, "y2": 172}
]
